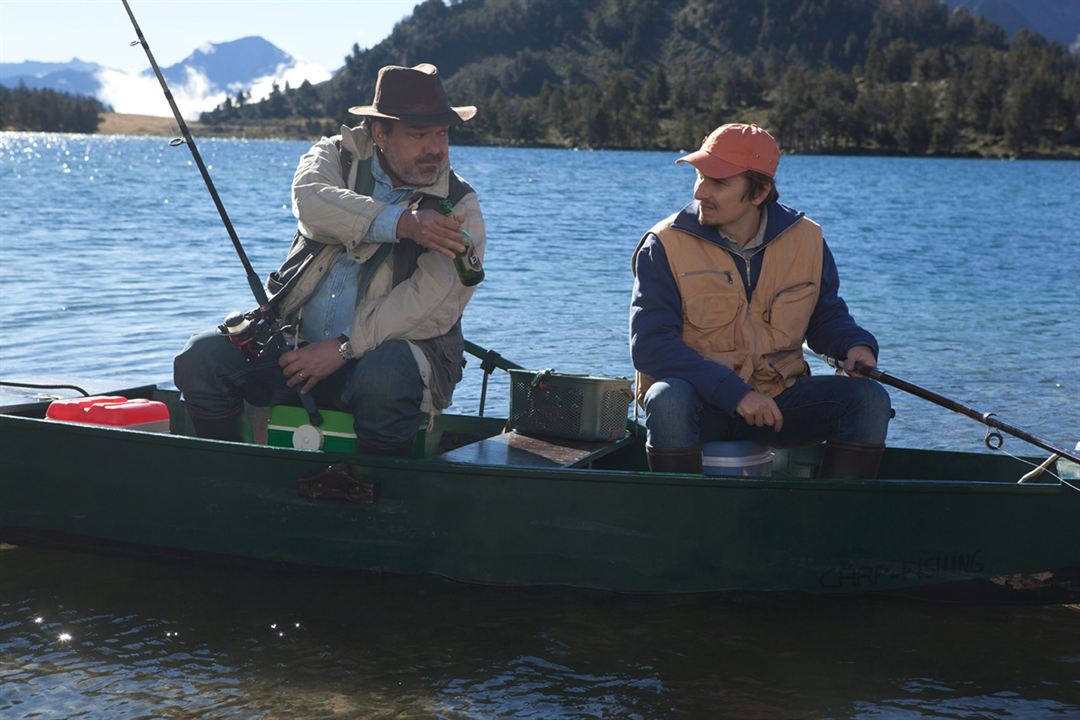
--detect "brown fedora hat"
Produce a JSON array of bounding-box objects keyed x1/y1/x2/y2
[{"x1": 348, "y1": 63, "x2": 476, "y2": 125}]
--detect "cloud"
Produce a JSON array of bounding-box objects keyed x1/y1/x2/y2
[
  {"x1": 95, "y1": 59, "x2": 331, "y2": 119},
  {"x1": 95, "y1": 67, "x2": 224, "y2": 119},
  {"x1": 240, "y1": 60, "x2": 331, "y2": 102}
]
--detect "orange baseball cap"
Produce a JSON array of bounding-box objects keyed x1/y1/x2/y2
[{"x1": 676, "y1": 123, "x2": 780, "y2": 179}]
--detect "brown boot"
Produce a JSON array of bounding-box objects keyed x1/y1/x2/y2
[
  {"x1": 356, "y1": 438, "x2": 415, "y2": 458},
  {"x1": 819, "y1": 440, "x2": 884, "y2": 479},
  {"x1": 646, "y1": 444, "x2": 703, "y2": 474}
]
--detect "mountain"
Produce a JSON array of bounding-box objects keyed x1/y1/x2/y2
[
  {"x1": 943, "y1": 0, "x2": 1080, "y2": 51},
  {"x1": 0, "y1": 59, "x2": 105, "y2": 97},
  {"x1": 158, "y1": 36, "x2": 296, "y2": 93},
  {"x1": 0, "y1": 37, "x2": 330, "y2": 119},
  {"x1": 0, "y1": 58, "x2": 102, "y2": 81}
]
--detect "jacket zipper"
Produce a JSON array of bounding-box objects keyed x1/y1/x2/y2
[
  {"x1": 680, "y1": 269, "x2": 734, "y2": 284},
  {"x1": 763, "y1": 281, "x2": 816, "y2": 323}
]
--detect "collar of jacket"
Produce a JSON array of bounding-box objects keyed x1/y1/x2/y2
[
  {"x1": 339, "y1": 124, "x2": 452, "y2": 199},
  {"x1": 670, "y1": 200, "x2": 806, "y2": 249}
]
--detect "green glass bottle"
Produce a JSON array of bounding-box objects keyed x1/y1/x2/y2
[{"x1": 438, "y1": 199, "x2": 484, "y2": 287}]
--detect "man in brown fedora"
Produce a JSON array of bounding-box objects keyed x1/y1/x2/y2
[{"x1": 175, "y1": 63, "x2": 485, "y2": 456}]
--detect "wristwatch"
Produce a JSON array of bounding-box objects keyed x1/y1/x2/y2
[{"x1": 337, "y1": 334, "x2": 355, "y2": 361}]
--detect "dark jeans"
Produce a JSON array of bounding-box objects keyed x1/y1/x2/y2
[
  {"x1": 173, "y1": 330, "x2": 424, "y2": 444},
  {"x1": 643, "y1": 375, "x2": 892, "y2": 449}
]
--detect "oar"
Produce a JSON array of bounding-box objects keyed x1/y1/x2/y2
[
  {"x1": 849, "y1": 361, "x2": 1080, "y2": 469},
  {"x1": 464, "y1": 340, "x2": 523, "y2": 416}
]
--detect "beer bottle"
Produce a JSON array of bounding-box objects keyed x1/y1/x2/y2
[{"x1": 438, "y1": 199, "x2": 484, "y2": 287}]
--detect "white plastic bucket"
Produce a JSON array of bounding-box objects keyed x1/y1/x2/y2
[{"x1": 702, "y1": 441, "x2": 774, "y2": 477}]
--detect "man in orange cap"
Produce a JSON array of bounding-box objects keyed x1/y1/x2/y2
[{"x1": 630, "y1": 123, "x2": 891, "y2": 477}]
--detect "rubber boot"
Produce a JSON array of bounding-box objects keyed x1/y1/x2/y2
[
  {"x1": 819, "y1": 440, "x2": 885, "y2": 479},
  {"x1": 646, "y1": 444, "x2": 703, "y2": 474},
  {"x1": 188, "y1": 409, "x2": 243, "y2": 442},
  {"x1": 356, "y1": 438, "x2": 415, "y2": 458}
]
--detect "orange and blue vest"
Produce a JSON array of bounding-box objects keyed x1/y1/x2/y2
[{"x1": 630, "y1": 201, "x2": 877, "y2": 414}]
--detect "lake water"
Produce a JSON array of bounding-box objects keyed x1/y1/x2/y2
[{"x1": 1, "y1": 132, "x2": 1079, "y2": 718}]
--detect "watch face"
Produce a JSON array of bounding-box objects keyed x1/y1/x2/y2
[{"x1": 340, "y1": 341, "x2": 353, "y2": 360}]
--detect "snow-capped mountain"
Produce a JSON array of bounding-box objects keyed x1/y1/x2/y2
[{"x1": 0, "y1": 37, "x2": 330, "y2": 118}]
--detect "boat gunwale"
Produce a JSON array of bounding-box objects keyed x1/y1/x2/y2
[{"x1": 1, "y1": 412, "x2": 1066, "y2": 496}]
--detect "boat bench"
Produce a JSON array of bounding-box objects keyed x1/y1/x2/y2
[{"x1": 439, "y1": 430, "x2": 633, "y2": 469}]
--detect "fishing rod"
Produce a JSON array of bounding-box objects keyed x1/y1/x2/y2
[
  {"x1": 817, "y1": 351, "x2": 1080, "y2": 468},
  {"x1": 120, "y1": 0, "x2": 321, "y2": 426}
]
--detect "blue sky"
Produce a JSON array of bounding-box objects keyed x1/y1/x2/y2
[{"x1": 0, "y1": 0, "x2": 423, "y2": 72}]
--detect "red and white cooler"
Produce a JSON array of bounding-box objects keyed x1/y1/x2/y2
[{"x1": 45, "y1": 396, "x2": 171, "y2": 433}]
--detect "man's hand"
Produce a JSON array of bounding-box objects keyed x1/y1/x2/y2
[
  {"x1": 396, "y1": 209, "x2": 467, "y2": 259},
  {"x1": 280, "y1": 340, "x2": 347, "y2": 394},
  {"x1": 736, "y1": 390, "x2": 784, "y2": 431},
  {"x1": 843, "y1": 344, "x2": 877, "y2": 377}
]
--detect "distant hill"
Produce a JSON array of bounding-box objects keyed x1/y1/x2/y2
[
  {"x1": 0, "y1": 59, "x2": 106, "y2": 96},
  {"x1": 204, "y1": 0, "x2": 1080, "y2": 158},
  {"x1": 0, "y1": 37, "x2": 329, "y2": 119},
  {"x1": 0, "y1": 58, "x2": 102, "y2": 80},
  {"x1": 942, "y1": 0, "x2": 1080, "y2": 51}
]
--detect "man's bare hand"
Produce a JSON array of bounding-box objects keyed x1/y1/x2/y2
[
  {"x1": 736, "y1": 390, "x2": 784, "y2": 430},
  {"x1": 280, "y1": 340, "x2": 346, "y2": 394},
  {"x1": 396, "y1": 209, "x2": 467, "y2": 259},
  {"x1": 843, "y1": 344, "x2": 877, "y2": 377}
]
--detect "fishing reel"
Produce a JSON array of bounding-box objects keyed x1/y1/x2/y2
[{"x1": 217, "y1": 309, "x2": 287, "y2": 361}]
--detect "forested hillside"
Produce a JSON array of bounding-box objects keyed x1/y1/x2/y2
[
  {"x1": 0, "y1": 84, "x2": 105, "y2": 133},
  {"x1": 200, "y1": 0, "x2": 1080, "y2": 156}
]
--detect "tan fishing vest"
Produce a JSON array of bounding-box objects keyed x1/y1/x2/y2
[{"x1": 633, "y1": 213, "x2": 825, "y2": 407}]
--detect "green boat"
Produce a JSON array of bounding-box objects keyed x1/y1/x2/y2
[{"x1": 3, "y1": 365, "x2": 1080, "y2": 604}]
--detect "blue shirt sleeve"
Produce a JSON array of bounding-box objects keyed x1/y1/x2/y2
[
  {"x1": 804, "y1": 239, "x2": 878, "y2": 360},
  {"x1": 630, "y1": 235, "x2": 752, "y2": 415},
  {"x1": 365, "y1": 204, "x2": 405, "y2": 244}
]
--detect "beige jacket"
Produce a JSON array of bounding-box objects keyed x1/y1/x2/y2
[{"x1": 285, "y1": 124, "x2": 486, "y2": 364}]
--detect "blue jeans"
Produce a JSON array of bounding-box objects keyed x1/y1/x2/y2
[
  {"x1": 174, "y1": 330, "x2": 424, "y2": 444},
  {"x1": 643, "y1": 375, "x2": 891, "y2": 449}
]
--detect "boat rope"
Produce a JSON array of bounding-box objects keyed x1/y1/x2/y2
[
  {"x1": 999, "y1": 447, "x2": 1062, "y2": 482},
  {"x1": 0, "y1": 380, "x2": 90, "y2": 396},
  {"x1": 997, "y1": 446, "x2": 1080, "y2": 493}
]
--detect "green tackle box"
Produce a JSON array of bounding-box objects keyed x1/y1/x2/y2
[{"x1": 267, "y1": 405, "x2": 357, "y2": 453}]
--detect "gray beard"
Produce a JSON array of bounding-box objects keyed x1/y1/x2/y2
[{"x1": 382, "y1": 151, "x2": 447, "y2": 187}]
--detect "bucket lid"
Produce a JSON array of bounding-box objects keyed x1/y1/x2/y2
[
  {"x1": 702, "y1": 440, "x2": 770, "y2": 457},
  {"x1": 702, "y1": 441, "x2": 773, "y2": 467}
]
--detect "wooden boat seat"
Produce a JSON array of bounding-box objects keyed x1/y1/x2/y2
[{"x1": 439, "y1": 430, "x2": 633, "y2": 469}]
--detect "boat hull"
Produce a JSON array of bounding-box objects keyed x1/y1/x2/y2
[{"x1": 3, "y1": 410, "x2": 1079, "y2": 601}]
